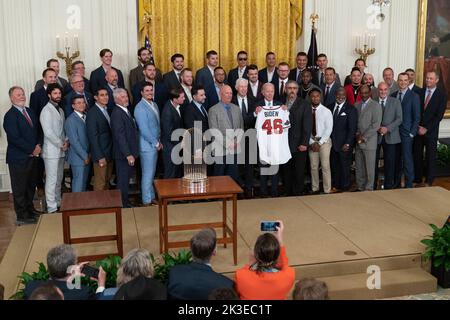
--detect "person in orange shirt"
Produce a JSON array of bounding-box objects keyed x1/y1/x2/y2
[{"x1": 235, "y1": 220, "x2": 295, "y2": 300}]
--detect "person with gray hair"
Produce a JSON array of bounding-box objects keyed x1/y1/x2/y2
[
  {"x1": 168, "y1": 229, "x2": 234, "y2": 300},
  {"x1": 24, "y1": 244, "x2": 94, "y2": 300},
  {"x1": 110, "y1": 88, "x2": 139, "y2": 207}
]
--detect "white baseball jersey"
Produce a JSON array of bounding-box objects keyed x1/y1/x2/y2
[{"x1": 256, "y1": 106, "x2": 292, "y2": 165}]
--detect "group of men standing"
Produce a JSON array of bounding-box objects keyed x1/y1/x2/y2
[{"x1": 3, "y1": 47, "x2": 448, "y2": 225}]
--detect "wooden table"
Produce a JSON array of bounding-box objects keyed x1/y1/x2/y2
[
  {"x1": 154, "y1": 176, "x2": 243, "y2": 265},
  {"x1": 60, "y1": 190, "x2": 123, "y2": 262}
]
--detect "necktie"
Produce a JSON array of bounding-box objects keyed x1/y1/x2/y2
[
  {"x1": 280, "y1": 81, "x2": 285, "y2": 96},
  {"x1": 225, "y1": 105, "x2": 233, "y2": 127},
  {"x1": 424, "y1": 90, "x2": 432, "y2": 110},
  {"x1": 325, "y1": 86, "x2": 330, "y2": 100},
  {"x1": 296, "y1": 71, "x2": 302, "y2": 84},
  {"x1": 200, "y1": 105, "x2": 208, "y2": 118},
  {"x1": 22, "y1": 109, "x2": 33, "y2": 127},
  {"x1": 81, "y1": 114, "x2": 86, "y2": 122},
  {"x1": 320, "y1": 73, "x2": 325, "y2": 86},
  {"x1": 333, "y1": 105, "x2": 340, "y2": 119},
  {"x1": 312, "y1": 107, "x2": 317, "y2": 137},
  {"x1": 381, "y1": 100, "x2": 385, "y2": 108},
  {"x1": 101, "y1": 107, "x2": 111, "y2": 125},
  {"x1": 398, "y1": 92, "x2": 403, "y2": 102},
  {"x1": 241, "y1": 98, "x2": 247, "y2": 114}
]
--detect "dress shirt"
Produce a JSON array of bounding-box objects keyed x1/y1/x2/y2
[
  {"x1": 279, "y1": 79, "x2": 288, "y2": 94},
  {"x1": 208, "y1": 65, "x2": 215, "y2": 78},
  {"x1": 333, "y1": 101, "x2": 345, "y2": 117},
  {"x1": 238, "y1": 67, "x2": 247, "y2": 79},
  {"x1": 74, "y1": 110, "x2": 86, "y2": 122},
  {"x1": 267, "y1": 69, "x2": 275, "y2": 83},
  {"x1": 96, "y1": 103, "x2": 111, "y2": 125},
  {"x1": 193, "y1": 100, "x2": 208, "y2": 118},
  {"x1": 309, "y1": 104, "x2": 333, "y2": 146},
  {"x1": 237, "y1": 95, "x2": 248, "y2": 113},
  {"x1": 116, "y1": 104, "x2": 131, "y2": 117},
  {"x1": 182, "y1": 84, "x2": 193, "y2": 103},
  {"x1": 250, "y1": 81, "x2": 260, "y2": 98}
]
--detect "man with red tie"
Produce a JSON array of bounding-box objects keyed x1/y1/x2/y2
[
  {"x1": 414, "y1": 71, "x2": 448, "y2": 186},
  {"x1": 4, "y1": 86, "x2": 43, "y2": 225}
]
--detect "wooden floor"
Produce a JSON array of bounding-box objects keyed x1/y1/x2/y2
[{"x1": 1, "y1": 176, "x2": 450, "y2": 264}]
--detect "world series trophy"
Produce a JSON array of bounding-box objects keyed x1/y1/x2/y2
[{"x1": 182, "y1": 127, "x2": 208, "y2": 191}]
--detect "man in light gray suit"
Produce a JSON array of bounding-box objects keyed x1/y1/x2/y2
[
  {"x1": 374, "y1": 82, "x2": 403, "y2": 190},
  {"x1": 355, "y1": 85, "x2": 383, "y2": 191},
  {"x1": 208, "y1": 85, "x2": 244, "y2": 183},
  {"x1": 40, "y1": 84, "x2": 68, "y2": 213}
]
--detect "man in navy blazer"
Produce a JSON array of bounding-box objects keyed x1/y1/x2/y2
[
  {"x1": 196, "y1": 50, "x2": 222, "y2": 109},
  {"x1": 161, "y1": 89, "x2": 186, "y2": 179},
  {"x1": 168, "y1": 229, "x2": 234, "y2": 300},
  {"x1": 330, "y1": 87, "x2": 357, "y2": 192},
  {"x1": 203, "y1": 67, "x2": 227, "y2": 110},
  {"x1": 259, "y1": 52, "x2": 279, "y2": 84},
  {"x1": 414, "y1": 71, "x2": 448, "y2": 186},
  {"x1": 181, "y1": 86, "x2": 209, "y2": 132},
  {"x1": 65, "y1": 95, "x2": 91, "y2": 193},
  {"x1": 228, "y1": 51, "x2": 249, "y2": 95},
  {"x1": 30, "y1": 68, "x2": 58, "y2": 119},
  {"x1": 4, "y1": 86, "x2": 43, "y2": 225},
  {"x1": 163, "y1": 53, "x2": 184, "y2": 91},
  {"x1": 321, "y1": 67, "x2": 340, "y2": 108},
  {"x1": 90, "y1": 49, "x2": 125, "y2": 94},
  {"x1": 110, "y1": 89, "x2": 139, "y2": 208},
  {"x1": 86, "y1": 88, "x2": 113, "y2": 191},
  {"x1": 64, "y1": 75, "x2": 94, "y2": 118},
  {"x1": 392, "y1": 73, "x2": 421, "y2": 188}
]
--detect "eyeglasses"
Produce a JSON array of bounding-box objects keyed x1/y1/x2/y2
[{"x1": 238, "y1": 57, "x2": 248, "y2": 61}]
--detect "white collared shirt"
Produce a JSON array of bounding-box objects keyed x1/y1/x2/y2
[
  {"x1": 310, "y1": 104, "x2": 333, "y2": 145},
  {"x1": 425, "y1": 86, "x2": 437, "y2": 99},
  {"x1": 238, "y1": 95, "x2": 248, "y2": 113},
  {"x1": 250, "y1": 81, "x2": 259, "y2": 98},
  {"x1": 171, "y1": 101, "x2": 181, "y2": 117},
  {"x1": 279, "y1": 78, "x2": 288, "y2": 94},
  {"x1": 238, "y1": 67, "x2": 247, "y2": 79},
  {"x1": 74, "y1": 110, "x2": 86, "y2": 122},
  {"x1": 116, "y1": 104, "x2": 130, "y2": 116},
  {"x1": 267, "y1": 68, "x2": 275, "y2": 83},
  {"x1": 325, "y1": 81, "x2": 336, "y2": 92},
  {"x1": 208, "y1": 65, "x2": 215, "y2": 78},
  {"x1": 408, "y1": 83, "x2": 415, "y2": 91},
  {"x1": 264, "y1": 99, "x2": 275, "y2": 108},
  {"x1": 182, "y1": 84, "x2": 193, "y2": 103},
  {"x1": 333, "y1": 101, "x2": 345, "y2": 116}
]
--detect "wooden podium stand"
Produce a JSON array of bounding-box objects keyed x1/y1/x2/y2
[
  {"x1": 154, "y1": 176, "x2": 243, "y2": 265},
  {"x1": 60, "y1": 190, "x2": 123, "y2": 262}
]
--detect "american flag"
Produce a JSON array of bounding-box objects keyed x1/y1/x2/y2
[{"x1": 145, "y1": 35, "x2": 155, "y2": 65}]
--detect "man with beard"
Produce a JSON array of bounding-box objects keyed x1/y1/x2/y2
[
  {"x1": 129, "y1": 47, "x2": 163, "y2": 89},
  {"x1": 180, "y1": 68, "x2": 194, "y2": 108},
  {"x1": 164, "y1": 53, "x2": 185, "y2": 91}
]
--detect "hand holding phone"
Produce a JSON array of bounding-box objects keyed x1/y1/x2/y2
[
  {"x1": 81, "y1": 264, "x2": 99, "y2": 279},
  {"x1": 260, "y1": 221, "x2": 280, "y2": 232}
]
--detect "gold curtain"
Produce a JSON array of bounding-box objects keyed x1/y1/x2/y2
[{"x1": 138, "y1": 0, "x2": 302, "y2": 73}]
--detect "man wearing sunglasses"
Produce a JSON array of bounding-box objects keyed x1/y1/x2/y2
[{"x1": 228, "y1": 51, "x2": 249, "y2": 95}]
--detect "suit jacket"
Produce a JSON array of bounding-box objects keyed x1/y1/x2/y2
[
  {"x1": 355, "y1": 99, "x2": 383, "y2": 150},
  {"x1": 391, "y1": 89, "x2": 420, "y2": 138},
  {"x1": 90, "y1": 66, "x2": 125, "y2": 94},
  {"x1": 195, "y1": 66, "x2": 215, "y2": 89},
  {"x1": 3, "y1": 106, "x2": 42, "y2": 164},
  {"x1": 321, "y1": 82, "x2": 339, "y2": 107},
  {"x1": 35, "y1": 77, "x2": 69, "y2": 92},
  {"x1": 29, "y1": 87, "x2": 49, "y2": 119},
  {"x1": 259, "y1": 67, "x2": 279, "y2": 84},
  {"x1": 168, "y1": 262, "x2": 234, "y2": 300},
  {"x1": 163, "y1": 70, "x2": 182, "y2": 91},
  {"x1": 289, "y1": 68, "x2": 307, "y2": 84},
  {"x1": 65, "y1": 112, "x2": 89, "y2": 166},
  {"x1": 161, "y1": 101, "x2": 184, "y2": 150},
  {"x1": 105, "y1": 85, "x2": 118, "y2": 115},
  {"x1": 314, "y1": 70, "x2": 341, "y2": 87},
  {"x1": 134, "y1": 99, "x2": 161, "y2": 153},
  {"x1": 110, "y1": 105, "x2": 139, "y2": 160},
  {"x1": 64, "y1": 90, "x2": 94, "y2": 118},
  {"x1": 232, "y1": 95, "x2": 257, "y2": 130},
  {"x1": 411, "y1": 84, "x2": 422, "y2": 96},
  {"x1": 377, "y1": 97, "x2": 402, "y2": 145},
  {"x1": 288, "y1": 98, "x2": 312, "y2": 153},
  {"x1": 204, "y1": 83, "x2": 221, "y2": 110},
  {"x1": 129, "y1": 64, "x2": 163, "y2": 89},
  {"x1": 131, "y1": 81, "x2": 168, "y2": 113},
  {"x1": 24, "y1": 279, "x2": 95, "y2": 300},
  {"x1": 344, "y1": 84, "x2": 362, "y2": 106},
  {"x1": 330, "y1": 102, "x2": 357, "y2": 151},
  {"x1": 181, "y1": 101, "x2": 209, "y2": 132},
  {"x1": 247, "y1": 82, "x2": 264, "y2": 102},
  {"x1": 228, "y1": 66, "x2": 249, "y2": 94},
  {"x1": 86, "y1": 104, "x2": 113, "y2": 162},
  {"x1": 273, "y1": 79, "x2": 288, "y2": 104},
  {"x1": 40, "y1": 103, "x2": 66, "y2": 159},
  {"x1": 418, "y1": 87, "x2": 448, "y2": 139}
]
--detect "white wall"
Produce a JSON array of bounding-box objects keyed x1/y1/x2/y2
[{"x1": 0, "y1": 0, "x2": 138, "y2": 191}]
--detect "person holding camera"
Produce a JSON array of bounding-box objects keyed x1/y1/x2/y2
[{"x1": 235, "y1": 221, "x2": 295, "y2": 300}]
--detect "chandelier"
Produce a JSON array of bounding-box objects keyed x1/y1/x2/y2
[{"x1": 372, "y1": 0, "x2": 392, "y2": 22}]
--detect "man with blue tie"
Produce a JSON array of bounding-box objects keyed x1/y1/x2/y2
[
  {"x1": 4, "y1": 86, "x2": 43, "y2": 225},
  {"x1": 181, "y1": 86, "x2": 209, "y2": 132},
  {"x1": 110, "y1": 89, "x2": 139, "y2": 208},
  {"x1": 392, "y1": 73, "x2": 420, "y2": 188},
  {"x1": 65, "y1": 96, "x2": 91, "y2": 193},
  {"x1": 86, "y1": 88, "x2": 114, "y2": 191},
  {"x1": 64, "y1": 75, "x2": 94, "y2": 118},
  {"x1": 134, "y1": 83, "x2": 162, "y2": 206}
]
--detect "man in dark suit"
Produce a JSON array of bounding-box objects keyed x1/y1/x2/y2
[
  {"x1": 86, "y1": 88, "x2": 113, "y2": 191},
  {"x1": 314, "y1": 54, "x2": 341, "y2": 87},
  {"x1": 168, "y1": 229, "x2": 234, "y2": 300},
  {"x1": 414, "y1": 71, "x2": 448, "y2": 186},
  {"x1": 283, "y1": 81, "x2": 312, "y2": 196},
  {"x1": 64, "y1": 74, "x2": 94, "y2": 118},
  {"x1": 232, "y1": 78, "x2": 257, "y2": 198},
  {"x1": 90, "y1": 49, "x2": 125, "y2": 94},
  {"x1": 247, "y1": 64, "x2": 263, "y2": 102},
  {"x1": 181, "y1": 86, "x2": 209, "y2": 132},
  {"x1": 196, "y1": 50, "x2": 219, "y2": 88},
  {"x1": 405, "y1": 68, "x2": 422, "y2": 95},
  {"x1": 274, "y1": 62, "x2": 290, "y2": 104},
  {"x1": 204, "y1": 67, "x2": 227, "y2": 110},
  {"x1": 24, "y1": 245, "x2": 95, "y2": 300},
  {"x1": 161, "y1": 88, "x2": 186, "y2": 179},
  {"x1": 289, "y1": 52, "x2": 308, "y2": 85},
  {"x1": 180, "y1": 68, "x2": 194, "y2": 108},
  {"x1": 71, "y1": 61, "x2": 91, "y2": 94},
  {"x1": 110, "y1": 88, "x2": 139, "y2": 208},
  {"x1": 131, "y1": 62, "x2": 169, "y2": 113},
  {"x1": 35, "y1": 59, "x2": 69, "y2": 92},
  {"x1": 163, "y1": 53, "x2": 184, "y2": 91},
  {"x1": 129, "y1": 47, "x2": 163, "y2": 89},
  {"x1": 30, "y1": 68, "x2": 58, "y2": 119},
  {"x1": 330, "y1": 87, "x2": 357, "y2": 192},
  {"x1": 392, "y1": 73, "x2": 421, "y2": 189},
  {"x1": 321, "y1": 67, "x2": 340, "y2": 107},
  {"x1": 228, "y1": 51, "x2": 249, "y2": 95},
  {"x1": 259, "y1": 52, "x2": 278, "y2": 84},
  {"x1": 4, "y1": 86, "x2": 42, "y2": 225}
]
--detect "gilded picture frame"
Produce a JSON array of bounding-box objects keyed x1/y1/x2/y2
[{"x1": 416, "y1": 0, "x2": 450, "y2": 118}]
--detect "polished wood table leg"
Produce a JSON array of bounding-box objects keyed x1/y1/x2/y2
[
  {"x1": 115, "y1": 208, "x2": 123, "y2": 258},
  {"x1": 62, "y1": 213, "x2": 70, "y2": 244},
  {"x1": 163, "y1": 199, "x2": 169, "y2": 254},
  {"x1": 159, "y1": 199, "x2": 163, "y2": 254},
  {"x1": 222, "y1": 198, "x2": 227, "y2": 248},
  {"x1": 232, "y1": 194, "x2": 238, "y2": 265}
]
